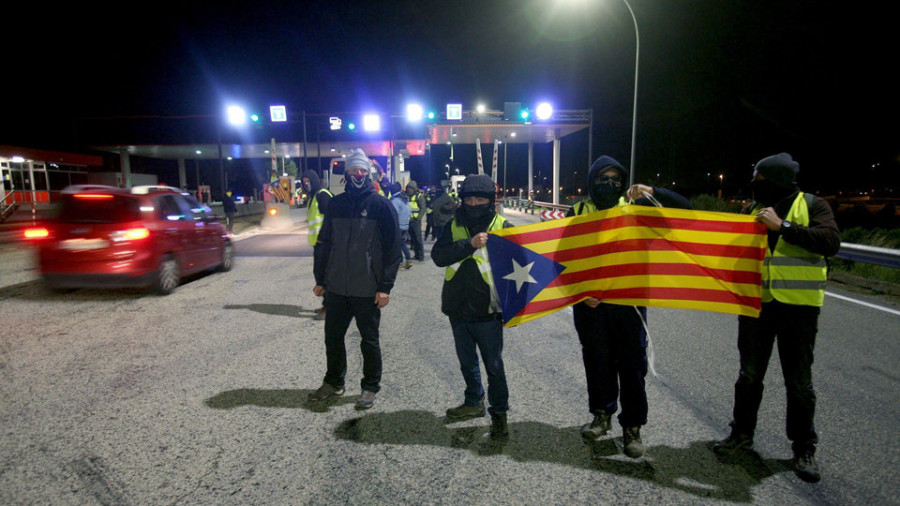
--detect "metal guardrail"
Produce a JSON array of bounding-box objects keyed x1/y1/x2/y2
[
  {"x1": 500, "y1": 198, "x2": 900, "y2": 269},
  {"x1": 835, "y1": 243, "x2": 900, "y2": 269}
]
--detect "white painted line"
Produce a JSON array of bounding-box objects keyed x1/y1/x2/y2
[{"x1": 826, "y1": 291, "x2": 900, "y2": 316}]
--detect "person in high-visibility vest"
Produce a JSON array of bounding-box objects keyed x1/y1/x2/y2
[
  {"x1": 405, "y1": 181, "x2": 425, "y2": 261},
  {"x1": 714, "y1": 153, "x2": 840, "y2": 483},
  {"x1": 567, "y1": 155, "x2": 691, "y2": 459},
  {"x1": 302, "y1": 169, "x2": 333, "y2": 320},
  {"x1": 424, "y1": 188, "x2": 436, "y2": 240},
  {"x1": 431, "y1": 174, "x2": 515, "y2": 441}
]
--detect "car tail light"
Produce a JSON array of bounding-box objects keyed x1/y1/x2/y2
[
  {"x1": 110, "y1": 227, "x2": 150, "y2": 242},
  {"x1": 23, "y1": 227, "x2": 50, "y2": 239},
  {"x1": 74, "y1": 193, "x2": 114, "y2": 199}
]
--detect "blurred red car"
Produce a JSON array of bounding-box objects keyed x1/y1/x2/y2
[{"x1": 27, "y1": 185, "x2": 234, "y2": 294}]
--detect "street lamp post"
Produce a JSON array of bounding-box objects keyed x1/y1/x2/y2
[{"x1": 622, "y1": 0, "x2": 639, "y2": 189}]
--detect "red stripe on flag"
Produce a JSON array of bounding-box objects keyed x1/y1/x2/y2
[
  {"x1": 546, "y1": 239, "x2": 765, "y2": 263},
  {"x1": 502, "y1": 214, "x2": 763, "y2": 246},
  {"x1": 546, "y1": 262, "x2": 762, "y2": 288},
  {"x1": 520, "y1": 287, "x2": 761, "y2": 316}
]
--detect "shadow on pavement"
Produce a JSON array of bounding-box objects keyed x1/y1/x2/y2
[
  {"x1": 329, "y1": 409, "x2": 794, "y2": 503},
  {"x1": 205, "y1": 388, "x2": 355, "y2": 412},
  {"x1": 224, "y1": 303, "x2": 322, "y2": 319}
]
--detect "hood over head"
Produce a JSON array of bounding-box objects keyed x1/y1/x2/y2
[
  {"x1": 301, "y1": 169, "x2": 322, "y2": 194},
  {"x1": 587, "y1": 155, "x2": 628, "y2": 209}
]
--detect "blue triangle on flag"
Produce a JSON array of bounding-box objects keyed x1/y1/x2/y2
[{"x1": 486, "y1": 234, "x2": 566, "y2": 324}]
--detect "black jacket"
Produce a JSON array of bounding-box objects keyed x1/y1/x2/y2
[
  {"x1": 314, "y1": 184, "x2": 401, "y2": 296},
  {"x1": 753, "y1": 190, "x2": 841, "y2": 256},
  {"x1": 431, "y1": 211, "x2": 513, "y2": 320}
]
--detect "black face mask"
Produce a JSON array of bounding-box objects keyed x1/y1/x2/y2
[
  {"x1": 346, "y1": 174, "x2": 371, "y2": 194},
  {"x1": 591, "y1": 182, "x2": 621, "y2": 209},
  {"x1": 463, "y1": 203, "x2": 493, "y2": 222},
  {"x1": 751, "y1": 179, "x2": 790, "y2": 206}
]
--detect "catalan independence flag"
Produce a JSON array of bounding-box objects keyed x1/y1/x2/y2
[{"x1": 486, "y1": 205, "x2": 767, "y2": 327}]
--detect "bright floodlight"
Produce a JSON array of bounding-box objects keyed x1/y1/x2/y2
[
  {"x1": 476, "y1": 104, "x2": 486, "y2": 114},
  {"x1": 406, "y1": 103, "x2": 423, "y2": 122},
  {"x1": 363, "y1": 114, "x2": 381, "y2": 132},
  {"x1": 227, "y1": 106, "x2": 247, "y2": 125},
  {"x1": 536, "y1": 102, "x2": 553, "y2": 120}
]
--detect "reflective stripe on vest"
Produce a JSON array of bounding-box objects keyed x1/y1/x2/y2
[
  {"x1": 443, "y1": 214, "x2": 507, "y2": 313},
  {"x1": 756, "y1": 192, "x2": 827, "y2": 306},
  {"x1": 307, "y1": 188, "x2": 332, "y2": 246}
]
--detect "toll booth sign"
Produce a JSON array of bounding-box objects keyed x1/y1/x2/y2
[{"x1": 270, "y1": 105, "x2": 287, "y2": 122}]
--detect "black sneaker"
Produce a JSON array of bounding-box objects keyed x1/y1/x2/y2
[
  {"x1": 712, "y1": 431, "x2": 754, "y2": 455},
  {"x1": 446, "y1": 402, "x2": 486, "y2": 421},
  {"x1": 580, "y1": 412, "x2": 612, "y2": 442},
  {"x1": 623, "y1": 426, "x2": 644, "y2": 458},
  {"x1": 793, "y1": 450, "x2": 822, "y2": 483},
  {"x1": 308, "y1": 383, "x2": 344, "y2": 401},
  {"x1": 490, "y1": 413, "x2": 509, "y2": 440}
]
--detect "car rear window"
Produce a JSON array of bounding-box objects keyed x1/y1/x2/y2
[{"x1": 57, "y1": 194, "x2": 142, "y2": 223}]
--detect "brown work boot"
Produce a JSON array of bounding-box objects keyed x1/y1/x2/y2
[
  {"x1": 580, "y1": 411, "x2": 612, "y2": 442},
  {"x1": 623, "y1": 426, "x2": 644, "y2": 458},
  {"x1": 446, "y1": 402, "x2": 486, "y2": 421}
]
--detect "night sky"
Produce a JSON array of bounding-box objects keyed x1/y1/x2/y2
[{"x1": 4, "y1": 1, "x2": 896, "y2": 196}]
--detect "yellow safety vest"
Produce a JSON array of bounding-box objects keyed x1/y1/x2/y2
[
  {"x1": 307, "y1": 188, "x2": 333, "y2": 246},
  {"x1": 409, "y1": 193, "x2": 422, "y2": 220},
  {"x1": 754, "y1": 193, "x2": 827, "y2": 307},
  {"x1": 573, "y1": 197, "x2": 627, "y2": 215},
  {"x1": 444, "y1": 215, "x2": 507, "y2": 313}
]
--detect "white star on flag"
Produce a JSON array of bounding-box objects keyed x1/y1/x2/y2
[{"x1": 502, "y1": 259, "x2": 537, "y2": 293}]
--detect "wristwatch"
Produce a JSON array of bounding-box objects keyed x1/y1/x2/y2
[{"x1": 780, "y1": 220, "x2": 793, "y2": 233}]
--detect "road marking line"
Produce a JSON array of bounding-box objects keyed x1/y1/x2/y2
[{"x1": 826, "y1": 292, "x2": 900, "y2": 316}]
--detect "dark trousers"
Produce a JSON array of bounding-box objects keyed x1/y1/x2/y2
[
  {"x1": 573, "y1": 303, "x2": 648, "y2": 428},
  {"x1": 450, "y1": 317, "x2": 508, "y2": 414},
  {"x1": 408, "y1": 220, "x2": 424, "y2": 260},
  {"x1": 425, "y1": 213, "x2": 434, "y2": 239},
  {"x1": 399, "y1": 230, "x2": 411, "y2": 261},
  {"x1": 732, "y1": 300, "x2": 819, "y2": 452},
  {"x1": 225, "y1": 212, "x2": 235, "y2": 232},
  {"x1": 323, "y1": 292, "x2": 382, "y2": 393}
]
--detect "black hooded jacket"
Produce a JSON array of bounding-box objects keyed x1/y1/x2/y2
[
  {"x1": 314, "y1": 181, "x2": 401, "y2": 296},
  {"x1": 567, "y1": 156, "x2": 691, "y2": 217},
  {"x1": 302, "y1": 169, "x2": 331, "y2": 214}
]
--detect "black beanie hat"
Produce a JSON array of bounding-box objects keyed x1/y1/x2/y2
[
  {"x1": 459, "y1": 174, "x2": 496, "y2": 200},
  {"x1": 753, "y1": 153, "x2": 799, "y2": 188}
]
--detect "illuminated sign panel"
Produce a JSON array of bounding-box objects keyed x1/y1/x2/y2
[
  {"x1": 270, "y1": 105, "x2": 287, "y2": 122},
  {"x1": 329, "y1": 117, "x2": 342, "y2": 130},
  {"x1": 447, "y1": 103, "x2": 462, "y2": 120}
]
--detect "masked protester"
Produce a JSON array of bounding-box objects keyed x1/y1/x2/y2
[
  {"x1": 567, "y1": 155, "x2": 691, "y2": 458},
  {"x1": 431, "y1": 174, "x2": 514, "y2": 441},
  {"x1": 405, "y1": 181, "x2": 425, "y2": 261},
  {"x1": 302, "y1": 169, "x2": 333, "y2": 320},
  {"x1": 429, "y1": 186, "x2": 457, "y2": 242},
  {"x1": 222, "y1": 189, "x2": 237, "y2": 233},
  {"x1": 389, "y1": 182, "x2": 413, "y2": 269},
  {"x1": 713, "y1": 153, "x2": 840, "y2": 483},
  {"x1": 309, "y1": 148, "x2": 402, "y2": 410}
]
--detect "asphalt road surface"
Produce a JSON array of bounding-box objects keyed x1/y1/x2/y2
[{"x1": 1, "y1": 207, "x2": 898, "y2": 505}]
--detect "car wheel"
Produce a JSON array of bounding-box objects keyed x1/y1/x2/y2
[
  {"x1": 154, "y1": 255, "x2": 180, "y2": 295},
  {"x1": 219, "y1": 242, "x2": 234, "y2": 272}
]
